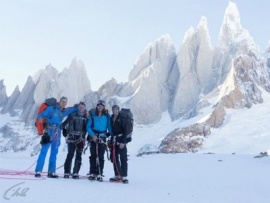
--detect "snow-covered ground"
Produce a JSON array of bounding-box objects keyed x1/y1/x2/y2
[
  {"x1": 0, "y1": 151, "x2": 269, "y2": 203},
  {"x1": 1, "y1": 89, "x2": 270, "y2": 203}
]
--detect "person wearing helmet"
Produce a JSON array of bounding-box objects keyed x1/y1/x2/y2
[
  {"x1": 109, "y1": 104, "x2": 129, "y2": 184},
  {"x1": 86, "y1": 100, "x2": 112, "y2": 181}
]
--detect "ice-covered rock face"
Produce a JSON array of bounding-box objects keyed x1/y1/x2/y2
[
  {"x1": 33, "y1": 64, "x2": 60, "y2": 104},
  {"x1": 221, "y1": 55, "x2": 269, "y2": 107},
  {"x1": 159, "y1": 53, "x2": 270, "y2": 153},
  {"x1": 127, "y1": 35, "x2": 177, "y2": 124},
  {"x1": 0, "y1": 86, "x2": 20, "y2": 114},
  {"x1": 170, "y1": 17, "x2": 213, "y2": 120},
  {"x1": 218, "y1": 2, "x2": 242, "y2": 47},
  {"x1": 0, "y1": 80, "x2": 8, "y2": 107},
  {"x1": 1, "y1": 58, "x2": 91, "y2": 123},
  {"x1": 208, "y1": 2, "x2": 260, "y2": 92},
  {"x1": 206, "y1": 54, "x2": 270, "y2": 128},
  {"x1": 33, "y1": 58, "x2": 91, "y2": 106},
  {"x1": 58, "y1": 59, "x2": 91, "y2": 105},
  {"x1": 266, "y1": 44, "x2": 270, "y2": 70},
  {"x1": 129, "y1": 34, "x2": 176, "y2": 82}
]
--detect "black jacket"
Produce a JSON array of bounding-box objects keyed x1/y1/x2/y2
[
  {"x1": 62, "y1": 111, "x2": 88, "y2": 139},
  {"x1": 111, "y1": 114, "x2": 126, "y2": 143}
]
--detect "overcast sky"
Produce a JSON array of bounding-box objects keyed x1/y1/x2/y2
[{"x1": 1, "y1": 0, "x2": 269, "y2": 95}]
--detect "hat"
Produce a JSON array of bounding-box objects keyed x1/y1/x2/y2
[
  {"x1": 97, "y1": 100, "x2": 106, "y2": 106},
  {"x1": 112, "y1": 104, "x2": 120, "y2": 110},
  {"x1": 60, "y1": 96, "x2": 67, "y2": 101},
  {"x1": 79, "y1": 101, "x2": 86, "y2": 106}
]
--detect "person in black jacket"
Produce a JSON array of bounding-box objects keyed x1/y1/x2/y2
[
  {"x1": 109, "y1": 104, "x2": 129, "y2": 184},
  {"x1": 62, "y1": 101, "x2": 88, "y2": 179}
]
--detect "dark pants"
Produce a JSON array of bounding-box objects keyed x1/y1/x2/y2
[
  {"x1": 110, "y1": 144, "x2": 128, "y2": 177},
  {"x1": 89, "y1": 140, "x2": 106, "y2": 175},
  {"x1": 64, "y1": 141, "x2": 84, "y2": 174}
]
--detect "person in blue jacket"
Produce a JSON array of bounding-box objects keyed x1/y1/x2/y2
[
  {"x1": 34, "y1": 96, "x2": 77, "y2": 178},
  {"x1": 86, "y1": 100, "x2": 112, "y2": 181}
]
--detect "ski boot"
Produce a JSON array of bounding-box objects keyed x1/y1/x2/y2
[
  {"x1": 109, "y1": 176, "x2": 121, "y2": 182},
  {"x1": 47, "y1": 172, "x2": 58, "y2": 178},
  {"x1": 88, "y1": 174, "x2": 96, "y2": 180},
  {"x1": 72, "y1": 173, "x2": 79, "y2": 179},
  {"x1": 97, "y1": 175, "x2": 103, "y2": 182},
  {"x1": 122, "y1": 177, "x2": 129, "y2": 184},
  {"x1": 35, "y1": 171, "x2": 41, "y2": 178},
  {"x1": 64, "y1": 173, "x2": 70, "y2": 179}
]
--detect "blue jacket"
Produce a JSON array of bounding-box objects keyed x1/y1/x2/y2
[
  {"x1": 38, "y1": 105, "x2": 78, "y2": 127},
  {"x1": 86, "y1": 111, "x2": 112, "y2": 138}
]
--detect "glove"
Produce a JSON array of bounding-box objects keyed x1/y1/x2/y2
[
  {"x1": 40, "y1": 133, "x2": 51, "y2": 145},
  {"x1": 92, "y1": 135, "x2": 98, "y2": 143},
  {"x1": 119, "y1": 143, "x2": 125, "y2": 149}
]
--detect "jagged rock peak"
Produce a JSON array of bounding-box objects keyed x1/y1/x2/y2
[
  {"x1": 0, "y1": 79, "x2": 8, "y2": 107},
  {"x1": 129, "y1": 34, "x2": 175, "y2": 81},
  {"x1": 225, "y1": 1, "x2": 241, "y2": 24},
  {"x1": 0, "y1": 79, "x2": 6, "y2": 90},
  {"x1": 182, "y1": 17, "x2": 212, "y2": 47},
  {"x1": 70, "y1": 57, "x2": 85, "y2": 70},
  {"x1": 97, "y1": 78, "x2": 119, "y2": 99},
  {"x1": 13, "y1": 76, "x2": 35, "y2": 110},
  {"x1": 182, "y1": 27, "x2": 195, "y2": 44},
  {"x1": 45, "y1": 63, "x2": 57, "y2": 72},
  {"x1": 0, "y1": 85, "x2": 20, "y2": 114},
  {"x1": 197, "y1": 16, "x2": 212, "y2": 49},
  {"x1": 13, "y1": 85, "x2": 20, "y2": 93},
  {"x1": 198, "y1": 16, "x2": 208, "y2": 29},
  {"x1": 266, "y1": 41, "x2": 270, "y2": 53},
  {"x1": 170, "y1": 16, "x2": 213, "y2": 120},
  {"x1": 98, "y1": 77, "x2": 118, "y2": 90},
  {"x1": 218, "y1": 2, "x2": 242, "y2": 45},
  {"x1": 218, "y1": 1, "x2": 258, "y2": 52}
]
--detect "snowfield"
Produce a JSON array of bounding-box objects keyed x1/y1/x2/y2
[{"x1": 0, "y1": 151, "x2": 269, "y2": 203}]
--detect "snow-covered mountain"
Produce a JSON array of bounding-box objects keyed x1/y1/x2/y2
[
  {"x1": 170, "y1": 16, "x2": 213, "y2": 120},
  {"x1": 1, "y1": 2, "x2": 270, "y2": 155},
  {"x1": 0, "y1": 59, "x2": 91, "y2": 153},
  {"x1": 206, "y1": 1, "x2": 260, "y2": 93}
]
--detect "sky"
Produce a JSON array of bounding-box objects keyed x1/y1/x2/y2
[{"x1": 1, "y1": 0, "x2": 270, "y2": 96}]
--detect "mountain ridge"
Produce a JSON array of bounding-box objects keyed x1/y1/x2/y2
[{"x1": 0, "y1": 2, "x2": 270, "y2": 154}]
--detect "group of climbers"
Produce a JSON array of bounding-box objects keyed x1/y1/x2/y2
[{"x1": 34, "y1": 97, "x2": 132, "y2": 184}]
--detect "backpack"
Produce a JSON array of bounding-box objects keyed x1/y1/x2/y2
[
  {"x1": 35, "y1": 98, "x2": 57, "y2": 135},
  {"x1": 119, "y1": 108, "x2": 133, "y2": 142}
]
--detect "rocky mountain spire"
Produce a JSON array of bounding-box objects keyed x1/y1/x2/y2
[
  {"x1": 218, "y1": 1, "x2": 242, "y2": 47},
  {"x1": 0, "y1": 86, "x2": 20, "y2": 114},
  {"x1": 0, "y1": 80, "x2": 8, "y2": 107},
  {"x1": 128, "y1": 34, "x2": 177, "y2": 124},
  {"x1": 206, "y1": 1, "x2": 260, "y2": 94},
  {"x1": 170, "y1": 17, "x2": 213, "y2": 120},
  {"x1": 33, "y1": 59, "x2": 91, "y2": 106}
]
